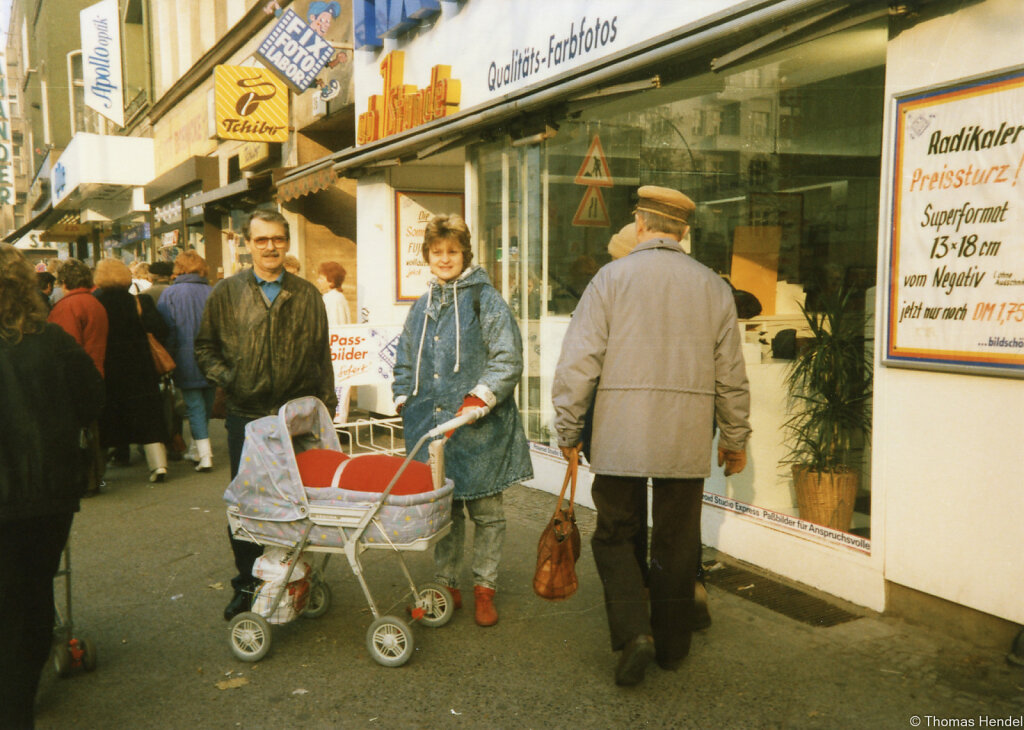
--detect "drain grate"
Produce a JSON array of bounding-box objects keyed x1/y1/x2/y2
[{"x1": 703, "y1": 563, "x2": 861, "y2": 627}]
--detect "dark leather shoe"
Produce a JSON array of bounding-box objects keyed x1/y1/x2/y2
[
  {"x1": 615, "y1": 635, "x2": 656, "y2": 686},
  {"x1": 693, "y1": 581, "x2": 712, "y2": 631},
  {"x1": 657, "y1": 656, "x2": 684, "y2": 671},
  {"x1": 223, "y1": 590, "x2": 252, "y2": 621}
]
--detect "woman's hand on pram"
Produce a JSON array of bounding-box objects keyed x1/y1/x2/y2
[{"x1": 445, "y1": 395, "x2": 489, "y2": 438}]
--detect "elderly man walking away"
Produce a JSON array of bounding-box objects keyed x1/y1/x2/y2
[
  {"x1": 195, "y1": 209, "x2": 337, "y2": 621},
  {"x1": 552, "y1": 186, "x2": 751, "y2": 686}
]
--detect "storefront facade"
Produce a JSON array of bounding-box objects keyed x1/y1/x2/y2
[{"x1": 320, "y1": 0, "x2": 1023, "y2": 625}]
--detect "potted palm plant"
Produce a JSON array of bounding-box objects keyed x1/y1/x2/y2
[{"x1": 784, "y1": 281, "x2": 872, "y2": 531}]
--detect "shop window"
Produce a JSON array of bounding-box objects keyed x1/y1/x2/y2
[
  {"x1": 66, "y1": 51, "x2": 112, "y2": 135},
  {"x1": 122, "y1": 0, "x2": 152, "y2": 120},
  {"x1": 472, "y1": 17, "x2": 886, "y2": 538}
]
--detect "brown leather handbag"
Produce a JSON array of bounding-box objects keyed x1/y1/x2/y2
[{"x1": 533, "y1": 450, "x2": 582, "y2": 601}]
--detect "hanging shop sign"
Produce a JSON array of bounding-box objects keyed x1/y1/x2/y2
[
  {"x1": 257, "y1": 7, "x2": 337, "y2": 92},
  {"x1": 357, "y1": 51, "x2": 461, "y2": 145},
  {"x1": 886, "y1": 67, "x2": 1024, "y2": 378},
  {"x1": 214, "y1": 66, "x2": 289, "y2": 143},
  {"x1": 79, "y1": 0, "x2": 125, "y2": 127},
  {"x1": 0, "y1": 54, "x2": 14, "y2": 205},
  {"x1": 394, "y1": 190, "x2": 464, "y2": 302}
]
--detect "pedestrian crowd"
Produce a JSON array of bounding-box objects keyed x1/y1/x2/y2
[{"x1": 2, "y1": 185, "x2": 751, "y2": 728}]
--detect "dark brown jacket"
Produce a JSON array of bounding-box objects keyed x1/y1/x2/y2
[{"x1": 195, "y1": 269, "x2": 337, "y2": 419}]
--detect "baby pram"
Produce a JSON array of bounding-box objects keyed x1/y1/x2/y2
[{"x1": 224, "y1": 396, "x2": 479, "y2": 666}]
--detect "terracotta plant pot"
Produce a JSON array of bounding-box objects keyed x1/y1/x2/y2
[{"x1": 792, "y1": 465, "x2": 858, "y2": 531}]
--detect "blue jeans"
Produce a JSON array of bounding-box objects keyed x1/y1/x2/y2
[
  {"x1": 434, "y1": 492, "x2": 506, "y2": 591},
  {"x1": 181, "y1": 387, "x2": 215, "y2": 440}
]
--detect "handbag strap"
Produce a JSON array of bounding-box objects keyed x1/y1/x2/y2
[{"x1": 555, "y1": 450, "x2": 578, "y2": 516}]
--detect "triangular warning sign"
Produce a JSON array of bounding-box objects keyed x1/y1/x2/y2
[
  {"x1": 572, "y1": 186, "x2": 611, "y2": 227},
  {"x1": 574, "y1": 135, "x2": 613, "y2": 187}
]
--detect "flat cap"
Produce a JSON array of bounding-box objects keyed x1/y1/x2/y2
[{"x1": 635, "y1": 185, "x2": 695, "y2": 224}]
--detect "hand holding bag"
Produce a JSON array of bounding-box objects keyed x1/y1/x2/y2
[
  {"x1": 533, "y1": 450, "x2": 582, "y2": 601},
  {"x1": 136, "y1": 297, "x2": 176, "y2": 375}
]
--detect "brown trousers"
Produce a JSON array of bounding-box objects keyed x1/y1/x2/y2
[{"x1": 591, "y1": 474, "x2": 703, "y2": 665}]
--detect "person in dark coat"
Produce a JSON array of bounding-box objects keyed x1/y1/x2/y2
[
  {"x1": 93, "y1": 258, "x2": 171, "y2": 483},
  {"x1": 0, "y1": 244, "x2": 104, "y2": 728},
  {"x1": 195, "y1": 208, "x2": 337, "y2": 621},
  {"x1": 157, "y1": 251, "x2": 215, "y2": 472}
]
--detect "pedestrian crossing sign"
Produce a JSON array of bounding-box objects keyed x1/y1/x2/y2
[
  {"x1": 574, "y1": 135, "x2": 613, "y2": 187},
  {"x1": 572, "y1": 186, "x2": 611, "y2": 227}
]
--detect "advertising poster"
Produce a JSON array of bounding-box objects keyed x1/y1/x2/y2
[
  {"x1": 886, "y1": 68, "x2": 1024, "y2": 377},
  {"x1": 257, "y1": 4, "x2": 344, "y2": 94},
  {"x1": 394, "y1": 190, "x2": 464, "y2": 302},
  {"x1": 330, "y1": 324, "x2": 402, "y2": 388}
]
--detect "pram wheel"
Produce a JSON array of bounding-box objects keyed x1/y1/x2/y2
[
  {"x1": 80, "y1": 637, "x2": 98, "y2": 672},
  {"x1": 366, "y1": 616, "x2": 414, "y2": 667},
  {"x1": 53, "y1": 644, "x2": 72, "y2": 678},
  {"x1": 413, "y1": 582, "x2": 455, "y2": 628},
  {"x1": 228, "y1": 612, "x2": 272, "y2": 662},
  {"x1": 302, "y1": 581, "x2": 332, "y2": 619}
]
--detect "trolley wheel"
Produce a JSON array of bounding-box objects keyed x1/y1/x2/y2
[
  {"x1": 228, "y1": 612, "x2": 272, "y2": 662},
  {"x1": 53, "y1": 643, "x2": 73, "y2": 678},
  {"x1": 80, "y1": 637, "x2": 98, "y2": 672},
  {"x1": 302, "y1": 581, "x2": 331, "y2": 619},
  {"x1": 366, "y1": 616, "x2": 414, "y2": 667},
  {"x1": 414, "y1": 582, "x2": 455, "y2": 628}
]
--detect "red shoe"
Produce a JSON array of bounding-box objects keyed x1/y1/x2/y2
[{"x1": 474, "y1": 586, "x2": 498, "y2": 627}]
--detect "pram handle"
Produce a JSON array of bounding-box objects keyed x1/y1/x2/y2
[{"x1": 425, "y1": 406, "x2": 487, "y2": 440}]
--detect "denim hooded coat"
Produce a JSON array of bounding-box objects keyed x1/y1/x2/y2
[{"x1": 393, "y1": 265, "x2": 533, "y2": 499}]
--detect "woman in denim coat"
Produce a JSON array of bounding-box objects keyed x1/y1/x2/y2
[{"x1": 393, "y1": 214, "x2": 532, "y2": 627}]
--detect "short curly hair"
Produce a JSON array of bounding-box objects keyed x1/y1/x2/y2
[
  {"x1": 420, "y1": 214, "x2": 473, "y2": 268},
  {"x1": 57, "y1": 259, "x2": 94, "y2": 290}
]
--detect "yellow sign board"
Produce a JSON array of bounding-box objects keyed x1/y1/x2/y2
[{"x1": 214, "y1": 65, "x2": 289, "y2": 143}]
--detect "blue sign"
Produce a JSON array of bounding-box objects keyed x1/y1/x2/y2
[
  {"x1": 53, "y1": 162, "x2": 67, "y2": 199},
  {"x1": 257, "y1": 8, "x2": 335, "y2": 92},
  {"x1": 354, "y1": 0, "x2": 441, "y2": 50}
]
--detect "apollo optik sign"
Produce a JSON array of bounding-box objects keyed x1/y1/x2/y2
[{"x1": 80, "y1": 0, "x2": 124, "y2": 127}]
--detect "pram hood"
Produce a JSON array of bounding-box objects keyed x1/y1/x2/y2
[{"x1": 224, "y1": 397, "x2": 341, "y2": 522}]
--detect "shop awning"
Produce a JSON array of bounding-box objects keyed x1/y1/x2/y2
[
  {"x1": 276, "y1": 0, "x2": 902, "y2": 187},
  {"x1": 3, "y1": 204, "x2": 54, "y2": 243},
  {"x1": 183, "y1": 172, "x2": 272, "y2": 210},
  {"x1": 276, "y1": 164, "x2": 337, "y2": 202},
  {"x1": 144, "y1": 156, "x2": 219, "y2": 204}
]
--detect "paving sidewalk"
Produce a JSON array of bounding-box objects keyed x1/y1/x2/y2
[{"x1": 34, "y1": 427, "x2": 1024, "y2": 729}]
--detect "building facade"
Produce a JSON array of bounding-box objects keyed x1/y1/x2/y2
[{"x1": 273, "y1": 0, "x2": 1024, "y2": 633}]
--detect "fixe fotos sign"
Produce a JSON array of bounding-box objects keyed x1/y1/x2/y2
[
  {"x1": 214, "y1": 66, "x2": 288, "y2": 143},
  {"x1": 886, "y1": 67, "x2": 1024, "y2": 377},
  {"x1": 357, "y1": 50, "x2": 460, "y2": 145},
  {"x1": 257, "y1": 7, "x2": 336, "y2": 92}
]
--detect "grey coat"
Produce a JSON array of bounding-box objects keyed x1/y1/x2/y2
[{"x1": 552, "y1": 237, "x2": 751, "y2": 478}]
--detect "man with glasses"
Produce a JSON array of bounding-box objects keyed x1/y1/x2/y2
[{"x1": 195, "y1": 209, "x2": 338, "y2": 620}]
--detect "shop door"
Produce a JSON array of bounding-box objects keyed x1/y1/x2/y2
[{"x1": 474, "y1": 143, "x2": 546, "y2": 441}]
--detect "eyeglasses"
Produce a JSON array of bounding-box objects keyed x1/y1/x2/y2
[{"x1": 250, "y1": 236, "x2": 288, "y2": 249}]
